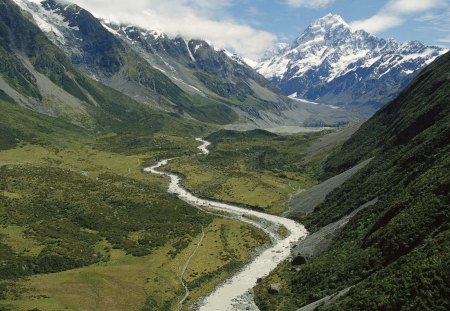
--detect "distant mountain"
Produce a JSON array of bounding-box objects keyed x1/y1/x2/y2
[
  {"x1": 104, "y1": 22, "x2": 280, "y2": 104},
  {"x1": 8, "y1": 0, "x2": 359, "y2": 129},
  {"x1": 256, "y1": 13, "x2": 447, "y2": 114}
]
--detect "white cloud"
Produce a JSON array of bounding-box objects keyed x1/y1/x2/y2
[
  {"x1": 436, "y1": 34, "x2": 450, "y2": 43},
  {"x1": 286, "y1": 0, "x2": 334, "y2": 8},
  {"x1": 350, "y1": 0, "x2": 447, "y2": 33},
  {"x1": 386, "y1": 0, "x2": 446, "y2": 13},
  {"x1": 350, "y1": 13, "x2": 404, "y2": 33},
  {"x1": 70, "y1": 0, "x2": 276, "y2": 59}
]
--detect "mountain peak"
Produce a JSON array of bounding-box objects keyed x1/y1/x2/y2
[
  {"x1": 312, "y1": 13, "x2": 349, "y2": 29},
  {"x1": 256, "y1": 12, "x2": 447, "y2": 112},
  {"x1": 295, "y1": 13, "x2": 351, "y2": 46}
]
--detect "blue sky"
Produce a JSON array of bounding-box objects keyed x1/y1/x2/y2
[
  {"x1": 227, "y1": 0, "x2": 450, "y2": 47},
  {"x1": 228, "y1": 0, "x2": 385, "y2": 41},
  {"x1": 73, "y1": 0, "x2": 450, "y2": 58}
]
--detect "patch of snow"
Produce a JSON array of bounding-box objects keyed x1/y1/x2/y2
[
  {"x1": 154, "y1": 52, "x2": 177, "y2": 74},
  {"x1": 185, "y1": 40, "x2": 196, "y2": 62},
  {"x1": 242, "y1": 57, "x2": 258, "y2": 68},
  {"x1": 101, "y1": 22, "x2": 120, "y2": 36},
  {"x1": 257, "y1": 56, "x2": 290, "y2": 79},
  {"x1": 223, "y1": 49, "x2": 248, "y2": 66},
  {"x1": 152, "y1": 66, "x2": 167, "y2": 74},
  {"x1": 13, "y1": 0, "x2": 67, "y2": 44},
  {"x1": 289, "y1": 94, "x2": 319, "y2": 105},
  {"x1": 193, "y1": 44, "x2": 202, "y2": 53},
  {"x1": 149, "y1": 29, "x2": 164, "y2": 39},
  {"x1": 171, "y1": 76, "x2": 206, "y2": 97}
]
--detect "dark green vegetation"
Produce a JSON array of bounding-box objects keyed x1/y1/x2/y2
[
  {"x1": 254, "y1": 52, "x2": 450, "y2": 310},
  {"x1": 206, "y1": 129, "x2": 327, "y2": 179},
  {"x1": 0, "y1": 164, "x2": 210, "y2": 276},
  {"x1": 0, "y1": 95, "x2": 83, "y2": 150}
]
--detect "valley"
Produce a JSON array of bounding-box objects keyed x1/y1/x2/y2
[
  {"x1": 0, "y1": 130, "x2": 271, "y2": 310},
  {"x1": 146, "y1": 138, "x2": 308, "y2": 310},
  {"x1": 0, "y1": 0, "x2": 448, "y2": 310}
]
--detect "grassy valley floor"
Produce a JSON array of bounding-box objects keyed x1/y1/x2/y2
[
  {"x1": 1, "y1": 218, "x2": 268, "y2": 311},
  {"x1": 0, "y1": 135, "x2": 269, "y2": 311},
  {"x1": 0, "y1": 93, "x2": 357, "y2": 310},
  {"x1": 165, "y1": 128, "x2": 356, "y2": 215}
]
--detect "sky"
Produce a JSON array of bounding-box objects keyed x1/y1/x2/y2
[{"x1": 70, "y1": 0, "x2": 450, "y2": 59}]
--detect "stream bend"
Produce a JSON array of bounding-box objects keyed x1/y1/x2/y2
[{"x1": 144, "y1": 138, "x2": 308, "y2": 311}]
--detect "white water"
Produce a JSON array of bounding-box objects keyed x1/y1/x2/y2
[{"x1": 144, "y1": 138, "x2": 308, "y2": 311}]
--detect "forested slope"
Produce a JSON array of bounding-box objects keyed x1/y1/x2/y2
[{"x1": 255, "y1": 52, "x2": 450, "y2": 311}]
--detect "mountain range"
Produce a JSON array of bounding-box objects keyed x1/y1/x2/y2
[
  {"x1": 255, "y1": 13, "x2": 447, "y2": 114},
  {"x1": 7, "y1": 0, "x2": 357, "y2": 130},
  {"x1": 6, "y1": 1, "x2": 445, "y2": 125}
]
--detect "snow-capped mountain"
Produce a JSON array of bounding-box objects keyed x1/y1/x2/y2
[{"x1": 256, "y1": 13, "x2": 447, "y2": 113}]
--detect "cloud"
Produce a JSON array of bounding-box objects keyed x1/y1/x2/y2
[
  {"x1": 436, "y1": 34, "x2": 450, "y2": 43},
  {"x1": 286, "y1": 0, "x2": 334, "y2": 8},
  {"x1": 417, "y1": 9, "x2": 450, "y2": 46},
  {"x1": 350, "y1": 0, "x2": 447, "y2": 33},
  {"x1": 350, "y1": 13, "x2": 404, "y2": 33},
  {"x1": 70, "y1": 0, "x2": 276, "y2": 59},
  {"x1": 385, "y1": 0, "x2": 446, "y2": 13}
]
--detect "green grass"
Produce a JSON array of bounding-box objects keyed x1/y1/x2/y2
[
  {"x1": 0, "y1": 114, "x2": 269, "y2": 310},
  {"x1": 0, "y1": 218, "x2": 267, "y2": 311},
  {"x1": 166, "y1": 129, "x2": 337, "y2": 214},
  {"x1": 0, "y1": 97, "x2": 88, "y2": 150}
]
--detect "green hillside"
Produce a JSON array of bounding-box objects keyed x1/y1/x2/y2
[{"x1": 254, "y1": 52, "x2": 450, "y2": 310}]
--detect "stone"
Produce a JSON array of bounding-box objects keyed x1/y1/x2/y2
[
  {"x1": 292, "y1": 255, "x2": 307, "y2": 266},
  {"x1": 268, "y1": 283, "x2": 282, "y2": 294}
]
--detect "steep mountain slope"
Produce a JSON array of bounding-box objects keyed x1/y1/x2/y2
[
  {"x1": 111, "y1": 24, "x2": 274, "y2": 99},
  {"x1": 254, "y1": 51, "x2": 449, "y2": 310},
  {"x1": 0, "y1": 0, "x2": 210, "y2": 144},
  {"x1": 11, "y1": 0, "x2": 243, "y2": 124},
  {"x1": 256, "y1": 14, "x2": 447, "y2": 114},
  {"x1": 108, "y1": 22, "x2": 362, "y2": 128}
]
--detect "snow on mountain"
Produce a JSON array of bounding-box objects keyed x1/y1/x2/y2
[
  {"x1": 12, "y1": 0, "x2": 253, "y2": 77},
  {"x1": 12, "y1": 0, "x2": 78, "y2": 46},
  {"x1": 256, "y1": 13, "x2": 448, "y2": 113},
  {"x1": 11, "y1": 0, "x2": 265, "y2": 94}
]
